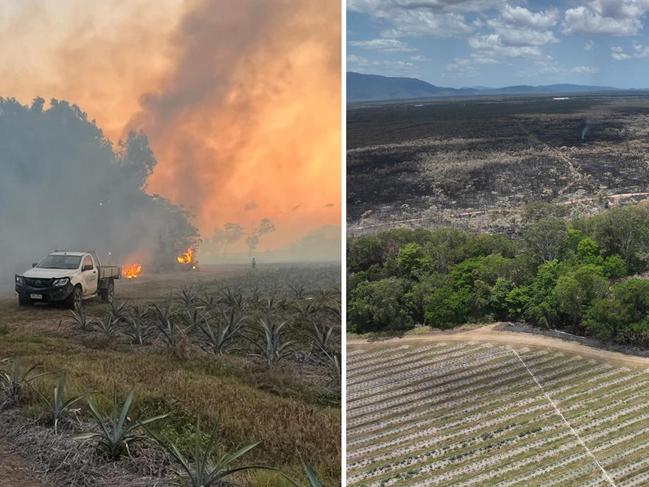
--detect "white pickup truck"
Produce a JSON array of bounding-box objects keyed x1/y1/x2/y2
[{"x1": 15, "y1": 251, "x2": 121, "y2": 308}]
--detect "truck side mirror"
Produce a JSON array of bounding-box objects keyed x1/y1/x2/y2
[
  {"x1": 82, "y1": 264, "x2": 93, "y2": 272},
  {"x1": 32, "y1": 262, "x2": 38, "y2": 267}
]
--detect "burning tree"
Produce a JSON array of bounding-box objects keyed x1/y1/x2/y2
[
  {"x1": 152, "y1": 199, "x2": 200, "y2": 272},
  {"x1": 0, "y1": 98, "x2": 199, "y2": 277},
  {"x1": 245, "y1": 218, "x2": 275, "y2": 256}
]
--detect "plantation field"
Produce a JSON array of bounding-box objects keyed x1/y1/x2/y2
[
  {"x1": 348, "y1": 336, "x2": 649, "y2": 487},
  {"x1": 0, "y1": 263, "x2": 341, "y2": 486}
]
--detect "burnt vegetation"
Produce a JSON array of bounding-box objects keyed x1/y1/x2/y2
[{"x1": 348, "y1": 94, "x2": 649, "y2": 232}]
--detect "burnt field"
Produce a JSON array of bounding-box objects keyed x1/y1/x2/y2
[{"x1": 347, "y1": 93, "x2": 649, "y2": 234}]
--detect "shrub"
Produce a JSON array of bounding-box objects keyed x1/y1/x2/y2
[
  {"x1": 150, "y1": 302, "x2": 185, "y2": 353},
  {"x1": 198, "y1": 307, "x2": 245, "y2": 355},
  {"x1": 396, "y1": 243, "x2": 432, "y2": 278},
  {"x1": 0, "y1": 358, "x2": 48, "y2": 409},
  {"x1": 423, "y1": 287, "x2": 470, "y2": 329},
  {"x1": 148, "y1": 422, "x2": 272, "y2": 487},
  {"x1": 348, "y1": 278, "x2": 413, "y2": 333},
  {"x1": 585, "y1": 278, "x2": 649, "y2": 343},
  {"x1": 602, "y1": 255, "x2": 627, "y2": 279},
  {"x1": 37, "y1": 376, "x2": 84, "y2": 433},
  {"x1": 249, "y1": 318, "x2": 293, "y2": 368},
  {"x1": 75, "y1": 390, "x2": 168, "y2": 460}
]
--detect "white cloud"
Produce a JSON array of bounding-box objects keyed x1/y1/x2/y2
[
  {"x1": 464, "y1": 4, "x2": 559, "y2": 64},
  {"x1": 349, "y1": 38, "x2": 416, "y2": 52},
  {"x1": 380, "y1": 11, "x2": 474, "y2": 37},
  {"x1": 468, "y1": 34, "x2": 544, "y2": 58},
  {"x1": 347, "y1": 54, "x2": 370, "y2": 66},
  {"x1": 500, "y1": 4, "x2": 559, "y2": 30},
  {"x1": 563, "y1": 1, "x2": 649, "y2": 36},
  {"x1": 491, "y1": 25, "x2": 558, "y2": 46},
  {"x1": 611, "y1": 42, "x2": 649, "y2": 59},
  {"x1": 346, "y1": 0, "x2": 503, "y2": 37},
  {"x1": 473, "y1": 55, "x2": 498, "y2": 64},
  {"x1": 571, "y1": 65, "x2": 599, "y2": 74},
  {"x1": 445, "y1": 57, "x2": 473, "y2": 72},
  {"x1": 486, "y1": 5, "x2": 559, "y2": 46},
  {"x1": 347, "y1": 0, "x2": 502, "y2": 15},
  {"x1": 584, "y1": 40, "x2": 594, "y2": 50}
]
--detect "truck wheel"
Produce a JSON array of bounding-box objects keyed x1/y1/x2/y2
[
  {"x1": 101, "y1": 279, "x2": 114, "y2": 304},
  {"x1": 66, "y1": 285, "x2": 83, "y2": 310},
  {"x1": 18, "y1": 295, "x2": 31, "y2": 307}
]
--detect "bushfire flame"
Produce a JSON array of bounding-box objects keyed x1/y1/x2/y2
[
  {"x1": 123, "y1": 264, "x2": 142, "y2": 279},
  {"x1": 176, "y1": 248, "x2": 194, "y2": 265}
]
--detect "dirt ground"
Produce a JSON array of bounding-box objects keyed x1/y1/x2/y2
[
  {"x1": 0, "y1": 441, "x2": 46, "y2": 487},
  {"x1": 349, "y1": 324, "x2": 649, "y2": 369}
]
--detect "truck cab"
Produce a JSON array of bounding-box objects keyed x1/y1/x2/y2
[{"x1": 15, "y1": 251, "x2": 121, "y2": 309}]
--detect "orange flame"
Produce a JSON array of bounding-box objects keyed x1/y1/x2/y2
[
  {"x1": 123, "y1": 263, "x2": 142, "y2": 279},
  {"x1": 176, "y1": 248, "x2": 194, "y2": 264}
]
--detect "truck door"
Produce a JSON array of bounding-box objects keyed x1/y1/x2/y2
[{"x1": 81, "y1": 255, "x2": 98, "y2": 295}]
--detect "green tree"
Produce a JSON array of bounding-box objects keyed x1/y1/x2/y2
[
  {"x1": 602, "y1": 255, "x2": 627, "y2": 279},
  {"x1": 576, "y1": 237, "x2": 602, "y2": 264},
  {"x1": 348, "y1": 278, "x2": 413, "y2": 333},
  {"x1": 591, "y1": 205, "x2": 649, "y2": 272},
  {"x1": 423, "y1": 287, "x2": 470, "y2": 329},
  {"x1": 554, "y1": 265, "x2": 607, "y2": 327},
  {"x1": 524, "y1": 217, "x2": 569, "y2": 263},
  {"x1": 397, "y1": 243, "x2": 432, "y2": 278},
  {"x1": 347, "y1": 236, "x2": 385, "y2": 273}
]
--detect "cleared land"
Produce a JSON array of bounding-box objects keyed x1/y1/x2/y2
[
  {"x1": 348, "y1": 331, "x2": 649, "y2": 486},
  {"x1": 347, "y1": 94, "x2": 649, "y2": 234}
]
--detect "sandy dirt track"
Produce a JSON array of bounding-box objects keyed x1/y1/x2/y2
[
  {"x1": 0, "y1": 441, "x2": 46, "y2": 487},
  {"x1": 349, "y1": 324, "x2": 649, "y2": 369}
]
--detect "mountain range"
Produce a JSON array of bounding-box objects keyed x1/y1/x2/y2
[{"x1": 347, "y1": 72, "x2": 619, "y2": 103}]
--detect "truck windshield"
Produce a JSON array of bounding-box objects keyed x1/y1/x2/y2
[{"x1": 37, "y1": 255, "x2": 82, "y2": 270}]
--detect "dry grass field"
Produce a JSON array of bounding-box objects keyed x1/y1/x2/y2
[{"x1": 0, "y1": 264, "x2": 341, "y2": 486}]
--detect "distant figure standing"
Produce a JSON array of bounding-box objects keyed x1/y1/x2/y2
[{"x1": 251, "y1": 257, "x2": 256, "y2": 269}]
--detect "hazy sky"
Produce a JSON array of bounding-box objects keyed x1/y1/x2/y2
[
  {"x1": 0, "y1": 0, "x2": 341, "y2": 251},
  {"x1": 347, "y1": 0, "x2": 649, "y2": 88}
]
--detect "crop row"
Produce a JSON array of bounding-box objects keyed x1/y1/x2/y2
[{"x1": 347, "y1": 343, "x2": 649, "y2": 487}]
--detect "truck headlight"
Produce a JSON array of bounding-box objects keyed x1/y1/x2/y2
[
  {"x1": 15, "y1": 276, "x2": 24, "y2": 285},
  {"x1": 52, "y1": 278, "x2": 70, "y2": 287}
]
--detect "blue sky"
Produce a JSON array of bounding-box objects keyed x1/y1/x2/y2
[{"x1": 347, "y1": 0, "x2": 649, "y2": 88}]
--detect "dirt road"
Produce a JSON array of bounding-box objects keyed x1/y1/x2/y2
[
  {"x1": 0, "y1": 441, "x2": 46, "y2": 487},
  {"x1": 349, "y1": 324, "x2": 649, "y2": 369}
]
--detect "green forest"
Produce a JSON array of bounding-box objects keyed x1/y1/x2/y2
[{"x1": 348, "y1": 203, "x2": 649, "y2": 347}]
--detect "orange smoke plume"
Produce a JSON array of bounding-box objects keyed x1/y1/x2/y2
[
  {"x1": 129, "y1": 0, "x2": 341, "y2": 250},
  {"x1": 0, "y1": 0, "x2": 341, "y2": 253}
]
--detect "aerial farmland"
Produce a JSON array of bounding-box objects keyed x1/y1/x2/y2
[{"x1": 347, "y1": 330, "x2": 649, "y2": 487}]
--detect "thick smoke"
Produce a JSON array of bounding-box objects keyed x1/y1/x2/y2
[
  {"x1": 0, "y1": 98, "x2": 198, "y2": 286},
  {"x1": 0, "y1": 0, "x2": 341, "y2": 263},
  {"x1": 128, "y1": 0, "x2": 341, "y2": 251}
]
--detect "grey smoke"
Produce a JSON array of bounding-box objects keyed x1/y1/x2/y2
[
  {"x1": 245, "y1": 218, "x2": 276, "y2": 256},
  {"x1": 0, "y1": 97, "x2": 198, "y2": 290},
  {"x1": 578, "y1": 119, "x2": 606, "y2": 141}
]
